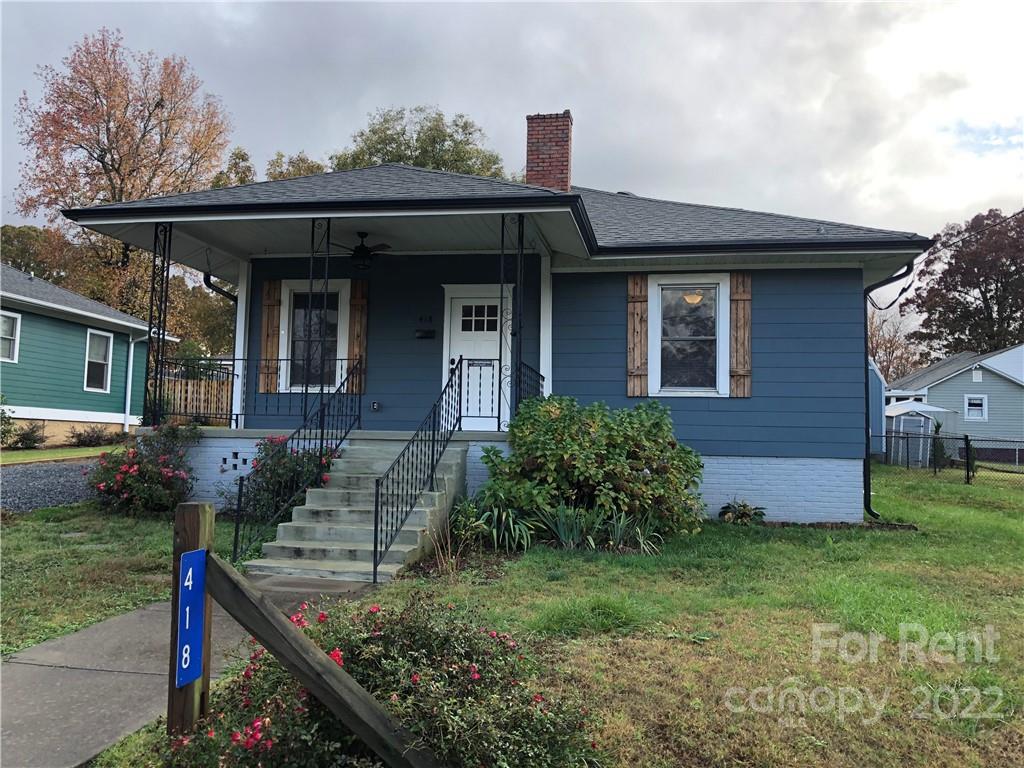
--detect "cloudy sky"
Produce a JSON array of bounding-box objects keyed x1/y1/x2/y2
[{"x1": 2, "y1": 1, "x2": 1022, "y2": 243}]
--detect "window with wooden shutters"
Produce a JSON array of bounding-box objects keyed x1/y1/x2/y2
[
  {"x1": 729, "y1": 272, "x2": 752, "y2": 398},
  {"x1": 258, "y1": 280, "x2": 281, "y2": 393},
  {"x1": 645, "y1": 273, "x2": 735, "y2": 397},
  {"x1": 347, "y1": 278, "x2": 368, "y2": 393}
]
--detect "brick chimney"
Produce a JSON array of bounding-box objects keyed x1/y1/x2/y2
[{"x1": 525, "y1": 110, "x2": 573, "y2": 191}]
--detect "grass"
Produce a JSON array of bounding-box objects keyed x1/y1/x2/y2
[
  {"x1": 0, "y1": 444, "x2": 121, "y2": 465},
  {"x1": 1, "y1": 503, "x2": 237, "y2": 655},
  {"x1": 99, "y1": 465, "x2": 1024, "y2": 767}
]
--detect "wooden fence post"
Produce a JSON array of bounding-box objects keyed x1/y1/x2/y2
[{"x1": 167, "y1": 502, "x2": 215, "y2": 735}]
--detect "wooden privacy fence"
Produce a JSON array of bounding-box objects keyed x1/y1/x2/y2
[
  {"x1": 164, "y1": 377, "x2": 233, "y2": 425},
  {"x1": 168, "y1": 502, "x2": 439, "y2": 768}
]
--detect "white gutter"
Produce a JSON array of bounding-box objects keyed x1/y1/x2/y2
[{"x1": 123, "y1": 335, "x2": 143, "y2": 432}]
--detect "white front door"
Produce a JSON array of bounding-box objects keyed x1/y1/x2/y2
[{"x1": 444, "y1": 287, "x2": 511, "y2": 430}]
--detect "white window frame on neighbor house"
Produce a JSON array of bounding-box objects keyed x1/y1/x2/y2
[
  {"x1": 647, "y1": 272, "x2": 730, "y2": 397},
  {"x1": 0, "y1": 310, "x2": 21, "y2": 363},
  {"x1": 278, "y1": 279, "x2": 350, "y2": 392},
  {"x1": 83, "y1": 328, "x2": 114, "y2": 394},
  {"x1": 964, "y1": 394, "x2": 988, "y2": 421}
]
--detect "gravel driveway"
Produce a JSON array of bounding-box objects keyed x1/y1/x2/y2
[{"x1": 0, "y1": 460, "x2": 98, "y2": 512}]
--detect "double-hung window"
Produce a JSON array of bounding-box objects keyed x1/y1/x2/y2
[
  {"x1": 0, "y1": 311, "x2": 21, "y2": 363},
  {"x1": 964, "y1": 394, "x2": 988, "y2": 421},
  {"x1": 279, "y1": 280, "x2": 350, "y2": 390},
  {"x1": 648, "y1": 273, "x2": 730, "y2": 396},
  {"x1": 84, "y1": 329, "x2": 113, "y2": 393}
]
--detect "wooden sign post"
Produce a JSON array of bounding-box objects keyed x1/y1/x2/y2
[{"x1": 167, "y1": 502, "x2": 215, "y2": 735}]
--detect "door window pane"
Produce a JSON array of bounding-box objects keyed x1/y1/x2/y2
[
  {"x1": 660, "y1": 286, "x2": 717, "y2": 389},
  {"x1": 459, "y1": 303, "x2": 499, "y2": 333},
  {"x1": 289, "y1": 292, "x2": 339, "y2": 387}
]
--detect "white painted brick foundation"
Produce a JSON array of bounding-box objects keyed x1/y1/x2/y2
[
  {"x1": 700, "y1": 456, "x2": 863, "y2": 524},
  {"x1": 183, "y1": 429, "x2": 289, "y2": 504}
]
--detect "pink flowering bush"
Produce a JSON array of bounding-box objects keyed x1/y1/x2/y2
[
  {"x1": 228, "y1": 435, "x2": 334, "y2": 524},
  {"x1": 161, "y1": 598, "x2": 598, "y2": 767},
  {"x1": 88, "y1": 424, "x2": 200, "y2": 517}
]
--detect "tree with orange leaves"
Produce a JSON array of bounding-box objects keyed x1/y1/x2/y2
[{"x1": 14, "y1": 28, "x2": 232, "y2": 342}]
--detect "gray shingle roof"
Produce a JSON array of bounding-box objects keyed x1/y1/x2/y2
[
  {"x1": 572, "y1": 186, "x2": 924, "y2": 248},
  {"x1": 889, "y1": 348, "x2": 1009, "y2": 391},
  {"x1": 64, "y1": 162, "x2": 930, "y2": 251},
  {"x1": 73, "y1": 164, "x2": 559, "y2": 212},
  {"x1": 0, "y1": 263, "x2": 149, "y2": 330}
]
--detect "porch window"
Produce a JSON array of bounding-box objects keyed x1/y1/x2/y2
[
  {"x1": 84, "y1": 329, "x2": 113, "y2": 393},
  {"x1": 0, "y1": 311, "x2": 20, "y2": 363},
  {"x1": 288, "y1": 291, "x2": 340, "y2": 388},
  {"x1": 647, "y1": 273, "x2": 730, "y2": 396}
]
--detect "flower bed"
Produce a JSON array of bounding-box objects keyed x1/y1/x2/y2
[{"x1": 159, "y1": 598, "x2": 599, "y2": 767}]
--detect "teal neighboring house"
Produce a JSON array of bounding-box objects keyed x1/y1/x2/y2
[{"x1": 0, "y1": 263, "x2": 149, "y2": 444}]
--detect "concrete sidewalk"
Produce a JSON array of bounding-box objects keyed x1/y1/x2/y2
[{"x1": 1, "y1": 576, "x2": 369, "y2": 768}]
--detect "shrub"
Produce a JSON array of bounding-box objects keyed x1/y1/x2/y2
[
  {"x1": 0, "y1": 395, "x2": 15, "y2": 447},
  {"x1": 8, "y1": 421, "x2": 46, "y2": 450},
  {"x1": 89, "y1": 424, "x2": 200, "y2": 516},
  {"x1": 229, "y1": 435, "x2": 333, "y2": 524},
  {"x1": 479, "y1": 397, "x2": 704, "y2": 547},
  {"x1": 162, "y1": 598, "x2": 598, "y2": 767},
  {"x1": 68, "y1": 423, "x2": 116, "y2": 447},
  {"x1": 718, "y1": 498, "x2": 765, "y2": 525}
]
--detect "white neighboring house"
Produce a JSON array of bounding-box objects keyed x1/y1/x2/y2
[{"x1": 885, "y1": 344, "x2": 1024, "y2": 441}]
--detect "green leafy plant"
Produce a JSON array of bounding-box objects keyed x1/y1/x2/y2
[
  {"x1": 68, "y1": 423, "x2": 116, "y2": 447},
  {"x1": 161, "y1": 598, "x2": 599, "y2": 767},
  {"x1": 477, "y1": 397, "x2": 704, "y2": 551},
  {"x1": 88, "y1": 424, "x2": 200, "y2": 516},
  {"x1": 431, "y1": 498, "x2": 487, "y2": 575},
  {"x1": 718, "y1": 498, "x2": 766, "y2": 525},
  {"x1": 0, "y1": 394, "x2": 16, "y2": 447},
  {"x1": 228, "y1": 435, "x2": 334, "y2": 524},
  {"x1": 8, "y1": 420, "x2": 46, "y2": 449}
]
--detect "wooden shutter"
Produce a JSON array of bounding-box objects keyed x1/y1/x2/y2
[
  {"x1": 258, "y1": 280, "x2": 281, "y2": 394},
  {"x1": 729, "y1": 272, "x2": 752, "y2": 398},
  {"x1": 626, "y1": 274, "x2": 648, "y2": 397},
  {"x1": 347, "y1": 279, "x2": 368, "y2": 394}
]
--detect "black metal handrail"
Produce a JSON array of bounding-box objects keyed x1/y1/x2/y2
[
  {"x1": 158, "y1": 357, "x2": 356, "y2": 427},
  {"x1": 372, "y1": 357, "x2": 463, "y2": 582},
  {"x1": 231, "y1": 359, "x2": 363, "y2": 561},
  {"x1": 515, "y1": 360, "x2": 545, "y2": 408}
]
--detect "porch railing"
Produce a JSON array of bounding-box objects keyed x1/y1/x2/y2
[
  {"x1": 372, "y1": 357, "x2": 463, "y2": 582},
  {"x1": 157, "y1": 357, "x2": 356, "y2": 427},
  {"x1": 230, "y1": 359, "x2": 363, "y2": 561}
]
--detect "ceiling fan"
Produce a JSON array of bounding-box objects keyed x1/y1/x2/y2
[{"x1": 331, "y1": 231, "x2": 391, "y2": 270}]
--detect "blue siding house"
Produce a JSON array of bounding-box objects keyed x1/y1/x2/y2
[{"x1": 63, "y1": 110, "x2": 932, "y2": 530}]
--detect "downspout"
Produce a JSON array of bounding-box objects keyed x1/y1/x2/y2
[
  {"x1": 863, "y1": 261, "x2": 915, "y2": 519},
  {"x1": 123, "y1": 335, "x2": 143, "y2": 432},
  {"x1": 204, "y1": 272, "x2": 237, "y2": 304}
]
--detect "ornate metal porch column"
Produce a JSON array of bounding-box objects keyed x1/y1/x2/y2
[{"x1": 143, "y1": 222, "x2": 173, "y2": 425}]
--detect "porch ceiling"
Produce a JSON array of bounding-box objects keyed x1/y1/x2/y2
[{"x1": 83, "y1": 209, "x2": 589, "y2": 282}]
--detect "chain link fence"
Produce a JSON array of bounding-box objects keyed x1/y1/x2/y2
[{"x1": 883, "y1": 430, "x2": 1024, "y2": 489}]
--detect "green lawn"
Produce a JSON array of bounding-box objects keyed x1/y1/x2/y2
[
  {"x1": 1, "y1": 503, "x2": 237, "y2": 655},
  {"x1": 0, "y1": 444, "x2": 121, "y2": 465},
  {"x1": 98, "y1": 466, "x2": 1024, "y2": 767}
]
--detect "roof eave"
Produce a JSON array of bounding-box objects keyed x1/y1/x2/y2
[{"x1": 591, "y1": 236, "x2": 934, "y2": 257}]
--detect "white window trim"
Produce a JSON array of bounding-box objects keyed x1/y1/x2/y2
[
  {"x1": 647, "y1": 272, "x2": 730, "y2": 397},
  {"x1": 83, "y1": 328, "x2": 114, "y2": 394},
  {"x1": 0, "y1": 310, "x2": 21, "y2": 363},
  {"x1": 964, "y1": 394, "x2": 988, "y2": 422},
  {"x1": 278, "y1": 279, "x2": 350, "y2": 392}
]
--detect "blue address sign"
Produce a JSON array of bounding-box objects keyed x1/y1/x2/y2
[{"x1": 175, "y1": 548, "x2": 207, "y2": 688}]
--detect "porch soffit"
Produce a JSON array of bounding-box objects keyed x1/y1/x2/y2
[{"x1": 84, "y1": 208, "x2": 587, "y2": 282}]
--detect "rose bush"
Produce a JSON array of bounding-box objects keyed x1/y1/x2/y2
[
  {"x1": 228, "y1": 435, "x2": 334, "y2": 524},
  {"x1": 88, "y1": 424, "x2": 199, "y2": 517},
  {"x1": 160, "y1": 598, "x2": 599, "y2": 767}
]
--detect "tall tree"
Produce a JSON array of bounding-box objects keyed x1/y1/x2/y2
[
  {"x1": 211, "y1": 146, "x2": 257, "y2": 188},
  {"x1": 867, "y1": 309, "x2": 928, "y2": 382},
  {"x1": 265, "y1": 150, "x2": 326, "y2": 181},
  {"x1": 329, "y1": 106, "x2": 505, "y2": 178},
  {"x1": 906, "y1": 209, "x2": 1024, "y2": 356},
  {"x1": 14, "y1": 27, "x2": 232, "y2": 341}
]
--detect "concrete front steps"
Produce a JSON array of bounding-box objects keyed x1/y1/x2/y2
[{"x1": 245, "y1": 435, "x2": 467, "y2": 583}]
